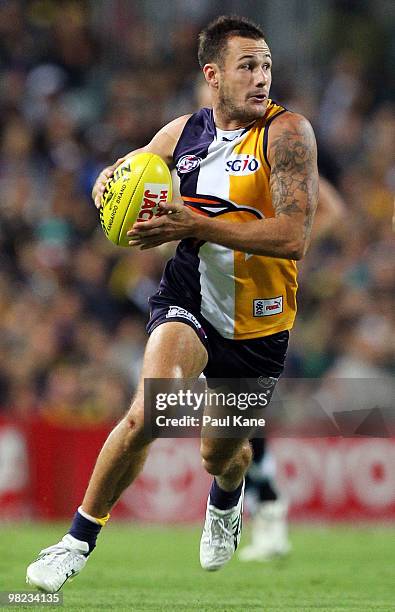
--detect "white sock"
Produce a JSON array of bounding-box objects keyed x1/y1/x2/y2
[{"x1": 77, "y1": 505, "x2": 102, "y2": 525}]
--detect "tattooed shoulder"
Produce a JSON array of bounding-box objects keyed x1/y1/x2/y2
[{"x1": 268, "y1": 113, "x2": 319, "y2": 242}]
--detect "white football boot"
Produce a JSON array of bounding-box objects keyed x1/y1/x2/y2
[
  {"x1": 200, "y1": 481, "x2": 244, "y2": 571},
  {"x1": 238, "y1": 498, "x2": 291, "y2": 562},
  {"x1": 26, "y1": 534, "x2": 89, "y2": 593}
]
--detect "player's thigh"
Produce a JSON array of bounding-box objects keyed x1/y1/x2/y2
[
  {"x1": 126, "y1": 321, "x2": 208, "y2": 428},
  {"x1": 141, "y1": 321, "x2": 208, "y2": 378}
]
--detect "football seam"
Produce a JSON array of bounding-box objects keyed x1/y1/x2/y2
[{"x1": 117, "y1": 154, "x2": 154, "y2": 244}]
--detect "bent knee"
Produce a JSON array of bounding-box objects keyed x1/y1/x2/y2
[
  {"x1": 202, "y1": 457, "x2": 228, "y2": 476},
  {"x1": 200, "y1": 442, "x2": 252, "y2": 476},
  {"x1": 200, "y1": 447, "x2": 230, "y2": 476}
]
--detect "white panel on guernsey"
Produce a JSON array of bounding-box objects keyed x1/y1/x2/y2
[
  {"x1": 199, "y1": 242, "x2": 235, "y2": 339},
  {"x1": 196, "y1": 129, "x2": 245, "y2": 199},
  {"x1": 196, "y1": 129, "x2": 245, "y2": 338}
]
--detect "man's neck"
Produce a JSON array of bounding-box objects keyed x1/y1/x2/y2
[{"x1": 213, "y1": 107, "x2": 255, "y2": 131}]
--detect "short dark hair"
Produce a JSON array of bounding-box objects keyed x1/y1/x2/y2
[{"x1": 198, "y1": 15, "x2": 265, "y2": 68}]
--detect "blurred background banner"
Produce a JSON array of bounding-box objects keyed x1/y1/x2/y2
[
  {"x1": 1, "y1": 416, "x2": 395, "y2": 521},
  {"x1": 0, "y1": 1, "x2": 394, "y2": 522}
]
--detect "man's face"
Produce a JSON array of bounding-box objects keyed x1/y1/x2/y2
[{"x1": 217, "y1": 36, "x2": 272, "y2": 123}]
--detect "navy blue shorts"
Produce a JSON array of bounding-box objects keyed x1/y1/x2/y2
[{"x1": 146, "y1": 291, "x2": 289, "y2": 382}]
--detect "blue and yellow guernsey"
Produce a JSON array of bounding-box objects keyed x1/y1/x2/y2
[{"x1": 159, "y1": 100, "x2": 298, "y2": 340}]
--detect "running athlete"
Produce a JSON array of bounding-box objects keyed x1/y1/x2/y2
[{"x1": 26, "y1": 15, "x2": 319, "y2": 592}]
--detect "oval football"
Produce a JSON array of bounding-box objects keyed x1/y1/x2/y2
[{"x1": 100, "y1": 153, "x2": 172, "y2": 247}]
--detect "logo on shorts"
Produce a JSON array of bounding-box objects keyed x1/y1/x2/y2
[
  {"x1": 226, "y1": 155, "x2": 260, "y2": 175},
  {"x1": 253, "y1": 296, "x2": 283, "y2": 317},
  {"x1": 176, "y1": 155, "x2": 202, "y2": 174},
  {"x1": 166, "y1": 306, "x2": 201, "y2": 329}
]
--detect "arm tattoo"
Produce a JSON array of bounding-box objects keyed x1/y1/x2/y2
[{"x1": 269, "y1": 120, "x2": 318, "y2": 241}]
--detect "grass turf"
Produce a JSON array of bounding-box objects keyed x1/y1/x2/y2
[{"x1": 0, "y1": 523, "x2": 394, "y2": 611}]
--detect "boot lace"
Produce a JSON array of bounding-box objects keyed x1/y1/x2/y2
[
  {"x1": 207, "y1": 512, "x2": 234, "y2": 548},
  {"x1": 37, "y1": 544, "x2": 82, "y2": 576}
]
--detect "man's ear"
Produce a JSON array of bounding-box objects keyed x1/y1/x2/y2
[{"x1": 203, "y1": 64, "x2": 219, "y2": 88}]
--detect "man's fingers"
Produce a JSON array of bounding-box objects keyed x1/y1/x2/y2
[
  {"x1": 128, "y1": 237, "x2": 164, "y2": 248},
  {"x1": 127, "y1": 218, "x2": 167, "y2": 235},
  {"x1": 92, "y1": 164, "x2": 117, "y2": 204},
  {"x1": 93, "y1": 180, "x2": 109, "y2": 208},
  {"x1": 127, "y1": 226, "x2": 162, "y2": 237},
  {"x1": 129, "y1": 240, "x2": 163, "y2": 249},
  {"x1": 103, "y1": 165, "x2": 116, "y2": 177}
]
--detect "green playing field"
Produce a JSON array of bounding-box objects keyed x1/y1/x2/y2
[{"x1": 0, "y1": 523, "x2": 393, "y2": 611}]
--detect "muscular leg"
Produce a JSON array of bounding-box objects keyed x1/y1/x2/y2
[
  {"x1": 26, "y1": 322, "x2": 208, "y2": 592},
  {"x1": 199, "y1": 433, "x2": 253, "y2": 570},
  {"x1": 200, "y1": 437, "x2": 252, "y2": 492},
  {"x1": 82, "y1": 322, "x2": 208, "y2": 518}
]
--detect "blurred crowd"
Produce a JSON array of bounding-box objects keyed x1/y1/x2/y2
[{"x1": 0, "y1": 1, "x2": 394, "y2": 424}]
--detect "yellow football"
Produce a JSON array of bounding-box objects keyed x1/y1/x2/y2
[{"x1": 100, "y1": 152, "x2": 172, "y2": 247}]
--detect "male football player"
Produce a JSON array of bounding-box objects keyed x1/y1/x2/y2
[{"x1": 27, "y1": 15, "x2": 318, "y2": 592}]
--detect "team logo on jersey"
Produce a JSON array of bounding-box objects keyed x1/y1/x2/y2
[
  {"x1": 183, "y1": 194, "x2": 264, "y2": 220},
  {"x1": 176, "y1": 155, "x2": 202, "y2": 174},
  {"x1": 226, "y1": 154, "x2": 260, "y2": 175}
]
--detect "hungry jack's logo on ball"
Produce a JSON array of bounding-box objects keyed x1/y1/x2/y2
[{"x1": 137, "y1": 183, "x2": 169, "y2": 222}]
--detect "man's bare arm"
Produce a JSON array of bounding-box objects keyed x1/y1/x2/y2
[
  {"x1": 268, "y1": 112, "x2": 319, "y2": 255},
  {"x1": 91, "y1": 115, "x2": 190, "y2": 207}
]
